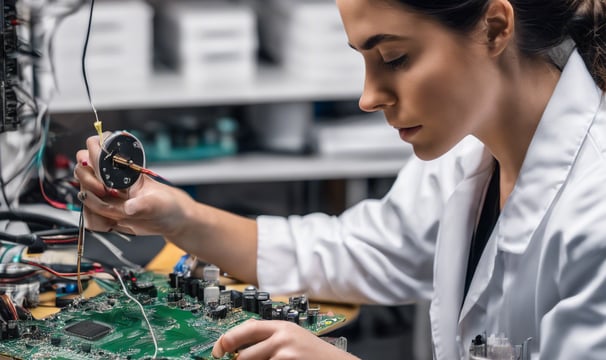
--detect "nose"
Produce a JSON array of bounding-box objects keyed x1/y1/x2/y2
[{"x1": 358, "y1": 70, "x2": 396, "y2": 112}]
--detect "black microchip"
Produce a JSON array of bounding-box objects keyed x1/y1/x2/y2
[{"x1": 64, "y1": 320, "x2": 112, "y2": 340}]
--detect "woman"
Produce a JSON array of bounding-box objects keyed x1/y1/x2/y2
[{"x1": 75, "y1": 0, "x2": 606, "y2": 359}]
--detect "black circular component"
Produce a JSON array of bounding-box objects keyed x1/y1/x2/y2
[{"x1": 97, "y1": 131, "x2": 145, "y2": 190}]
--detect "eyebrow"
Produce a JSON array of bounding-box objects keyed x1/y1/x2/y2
[{"x1": 349, "y1": 34, "x2": 409, "y2": 51}]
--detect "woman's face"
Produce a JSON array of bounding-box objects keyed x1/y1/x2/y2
[{"x1": 337, "y1": 0, "x2": 502, "y2": 160}]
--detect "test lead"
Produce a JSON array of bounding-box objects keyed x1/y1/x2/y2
[{"x1": 112, "y1": 154, "x2": 143, "y2": 173}]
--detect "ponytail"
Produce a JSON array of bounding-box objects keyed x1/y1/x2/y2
[{"x1": 566, "y1": 1, "x2": 606, "y2": 90}]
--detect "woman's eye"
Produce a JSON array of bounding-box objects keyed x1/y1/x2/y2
[{"x1": 384, "y1": 55, "x2": 409, "y2": 70}]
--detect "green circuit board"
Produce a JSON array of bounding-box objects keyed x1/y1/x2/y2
[{"x1": 0, "y1": 272, "x2": 346, "y2": 359}]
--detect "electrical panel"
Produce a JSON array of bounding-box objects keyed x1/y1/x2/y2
[{"x1": 0, "y1": 0, "x2": 20, "y2": 132}]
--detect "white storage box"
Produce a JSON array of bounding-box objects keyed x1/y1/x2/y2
[
  {"x1": 156, "y1": 1, "x2": 257, "y2": 83},
  {"x1": 256, "y1": 0, "x2": 363, "y2": 83},
  {"x1": 52, "y1": 0, "x2": 153, "y2": 93}
]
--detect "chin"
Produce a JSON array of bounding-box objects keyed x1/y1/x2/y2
[{"x1": 412, "y1": 145, "x2": 449, "y2": 161}]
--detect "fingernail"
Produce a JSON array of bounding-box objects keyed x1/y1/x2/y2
[
  {"x1": 108, "y1": 189, "x2": 120, "y2": 198},
  {"x1": 81, "y1": 160, "x2": 88, "y2": 167}
]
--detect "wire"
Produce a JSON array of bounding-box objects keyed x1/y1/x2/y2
[
  {"x1": 81, "y1": 0, "x2": 105, "y2": 147},
  {"x1": 113, "y1": 268, "x2": 158, "y2": 359},
  {"x1": 0, "y1": 103, "x2": 46, "y2": 211},
  {"x1": 34, "y1": 104, "x2": 80, "y2": 211},
  {"x1": 0, "y1": 156, "x2": 13, "y2": 212},
  {"x1": 82, "y1": 0, "x2": 98, "y2": 124},
  {"x1": 20, "y1": 260, "x2": 96, "y2": 279},
  {"x1": 12, "y1": 84, "x2": 39, "y2": 114},
  {"x1": 0, "y1": 295, "x2": 18, "y2": 321},
  {"x1": 76, "y1": 209, "x2": 85, "y2": 293},
  {"x1": 111, "y1": 155, "x2": 172, "y2": 186},
  {"x1": 41, "y1": 236, "x2": 78, "y2": 245},
  {"x1": 39, "y1": 178, "x2": 69, "y2": 210},
  {"x1": 45, "y1": 0, "x2": 87, "y2": 96}
]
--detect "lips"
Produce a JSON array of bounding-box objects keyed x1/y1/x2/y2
[{"x1": 398, "y1": 125, "x2": 422, "y2": 141}]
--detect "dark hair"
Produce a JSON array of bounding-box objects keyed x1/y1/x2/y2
[{"x1": 395, "y1": 0, "x2": 606, "y2": 90}]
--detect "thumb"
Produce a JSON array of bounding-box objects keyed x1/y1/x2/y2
[{"x1": 124, "y1": 198, "x2": 143, "y2": 216}]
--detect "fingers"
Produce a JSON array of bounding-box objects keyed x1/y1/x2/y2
[
  {"x1": 212, "y1": 320, "x2": 304, "y2": 360},
  {"x1": 78, "y1": 189, "x2": 125, "y2": 222},
  {"x1": 82, "y1": 204, "x2": 117, "y2": 232},
  {"x1": 74, "y1": 160, "x2": 106, "y2": 198},
  {"x1": 212, "y1": 320, "x2": 273, "y2": 358},
  {"x1": 75, "y1": 157, "x2": 131, "y2": 199},
  {"x1": 76, "y1": 133, "x2": 140, "y2": 234},
  {"x1": 75, "y1": 149, "x2": 90, "y2": 167}
]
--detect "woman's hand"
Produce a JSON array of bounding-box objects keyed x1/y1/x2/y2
[
  {"x1": 75, "y1": 134, "x2": 260, "y2": 284},
  {"x1": 74, "y1": 134, "x2": 196, "y2": 238},
  {"x1": 212, "y1": 320, "x2": 359, "y2": 360}
]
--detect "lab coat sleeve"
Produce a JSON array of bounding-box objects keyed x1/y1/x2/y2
[
  {"x1": 538, "y1": 167, "x2": 606, "y2": 359},
  {"x1": 256, "y1": 149, "x2": 464, "y2": 304}
]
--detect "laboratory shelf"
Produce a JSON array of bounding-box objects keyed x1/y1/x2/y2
[
  {"x1": 49, "y1": 65, "x2": 363, "y2": 113},
  {"x1": 147, "y1": 151, "x2": 410, "y2": 186}
]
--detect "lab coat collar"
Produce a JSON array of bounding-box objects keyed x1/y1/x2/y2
[
  {"x1": 431, "y1": 145, "x2": 494, "y2": 359},
  {"x1": 497, "y1": 50, "x2": 603, "y2": 254}
]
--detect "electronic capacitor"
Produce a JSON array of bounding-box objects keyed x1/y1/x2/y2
[
  {"x1": 260, "y1": 299, "x2": 273, "y2": 320},
  {"x1": 203, "y1": 264, "x2": 220, "y2": 283},
  {"x1": 204, "y1": 286, "x2": 220, "y2": 306},
  {"x1": 243, "y1": 285, "x2": 257, "y2": 297},
  {"x1": 243, "y1": 295, "x2": 257, "y2": 313},
  {"x1": 255, "y1": 292, "x2": 270, "y2": 315},
  {"x1": 286, "y1": 310, "x2": 300, "y2": 325}
]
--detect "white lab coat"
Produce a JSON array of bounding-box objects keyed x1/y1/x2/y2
[{"x1": 256, "y1": 50, "x2": 606, "y2": 359}]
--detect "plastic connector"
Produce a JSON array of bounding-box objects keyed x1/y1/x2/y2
[{"x1": 94, "y1": 120, "x2": 103, "y2": 144}]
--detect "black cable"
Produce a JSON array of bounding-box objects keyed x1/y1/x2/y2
[
  {"x1": 0, "y1": 154, "x2": 14, "y2": 212},
  {"x1": 81, "y1": 0, "x2": 95, "y2": 111},
  {"x1": 0, "y1": 210, "x2": 77, "y2": 229}
]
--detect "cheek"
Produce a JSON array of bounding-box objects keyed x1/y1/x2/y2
[
  {"x1": 398, "y1": 59, "x2": 485, "y2": 160},
  {"x1": 411, "y1": 59, "x2": 487, "y2": 131},
  {"x1": 403, "y1": 71, "x2": 465, "y2": 127}
]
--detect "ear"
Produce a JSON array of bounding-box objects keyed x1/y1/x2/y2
[{"x1": 483, "y1": 0, "x2": 515, "y2": 55}]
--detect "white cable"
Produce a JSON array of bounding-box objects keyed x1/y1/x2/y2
[
  {"x1": 111, "y1": 231, "x2": 133, "y2": 243},
  {"x1": 113, "y1": 268, "x2": 158, "y2": 359}
]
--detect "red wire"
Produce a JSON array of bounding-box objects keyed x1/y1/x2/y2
[
  {"x1": 42, "y1": 237, "x2": 79, "y2": 245},
  {"x1": 140, "y1": 168, "x2": 171, "y2": 185},
  {"x1": 20, "y1": 261, "x2": 97, "y2": 278},
  {"x1": 39, "y1": 178, "x2": 68, "y2": 210},
  {"x1": 140, "y1": 168, "x2": 159, "y2": 177},
  {"x1": 0, "y1": 273, "x2": 37, "y2": 283},
  {"x1": 0, "y1": 295, "x2": 18, "y2": 321}
]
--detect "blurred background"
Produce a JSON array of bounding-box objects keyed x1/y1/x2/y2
[{"x1": 42, "y1": 0, "x2": 428, "y2": 358}]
